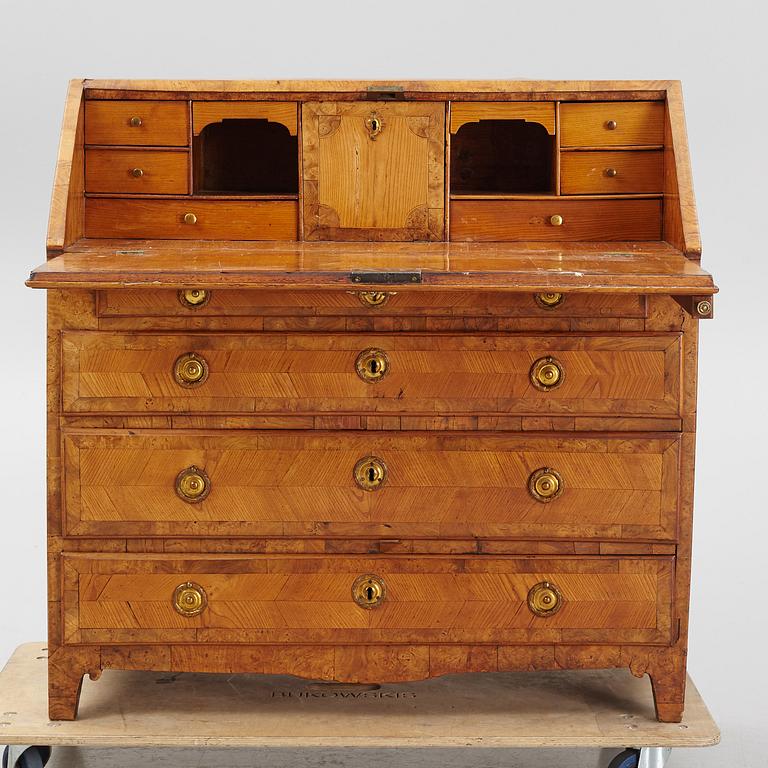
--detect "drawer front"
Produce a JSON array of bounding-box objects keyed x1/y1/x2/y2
[
  {"x1": 84, "y1": 199, "x2": 298, "y2": 240},
  {"x1": 560, "y1": 151, "x2": 663, "y2": 195},
  {"x1": 63, "y1": 430, "x2": 680, "y2": 540},
  {"x1": 450, "y1": 199, "x2": 662, "y2": 241},
  {"x1": 85, "y1": 149, "x2": 190, "y2": 194},
  {"x1": 560, "y1": 102, "x2": 665, "y2": 147},
  {"x1": 96, "y1": 289, "x2": 646, "y2": 320},
  {"x1": 62, "y1": 554, "x2": 675, "y2": 646},
  {"x1": 61, "y1": 332, "x2": 682, "y2": 417},
  {"x1": 84, "y1": 100, "x2": 189, "y2": 146}
]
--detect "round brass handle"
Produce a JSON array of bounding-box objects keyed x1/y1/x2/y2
[
  {"x1": 530, "y1": 356, "x2": 564, "y2": 391},
  {"x1": 534, "y1": 292, "x2": 564, "y2": 309},
  {"x1": 696, "y1": 299, "x2": 712, "y2": 316},
  {"x1": 357, "y1": 291, "x2": 395, "y2": 308},
  {"x1": 354, "y1": 456, "x2": 387, "y2": 491},
  {"x1": 549, "y1": 214, "x2": 564, "y2": 227},
  {"x1": 175, "y1": 465, "x2": 211, "y2": 503},
  {"x1": 129, "y1": 116, "x2": 143, "y2": 127},
  {"x1": 178, "y1": 288, "x2": 211, "y2": 309},
  {"x1": 527, "y1": 581, "x2": 563, "y2": 617},
  {"x1": 604, "y1": 167, "x2": 618, "y2": 177},
  {"x1": 183, "y1": 212, "x2": 197, "y2": 225},
  {"x1": 173, "y1": 581, "x2": 207, "y2": 617},
  {"x1": 352, "y1": 574, "x2": 387, "y2": 609},
  {"x1": 174, "y1": 352, "x2": 209, "y2": 387},
  {"x1": 130, "y1": 167, "x2": 144, "y2": 178},
  {"x1": 528, "y1": 467, "x2": 564, "y2": 503},
  {"x1": 605, "y1": 119, "x2": 618, "y2": 130},
  {"x1": 355, "y1": 348, "x2": 389, "y2": 383}
]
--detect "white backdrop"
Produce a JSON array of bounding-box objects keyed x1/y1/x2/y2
[{"x1": 0, "y1": 1, "x2": 764, "y2": 766}]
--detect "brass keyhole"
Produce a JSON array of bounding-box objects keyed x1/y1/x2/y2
[
  {"x1": 355, "y1": 348, "x2": 389, "y2": 383},
  {"x1": 365, "y1": 114, "x2": 383, "y2": 140},
  {"x1": 352, "y1": 574, "x2": 386, "y2": 609},
  {"x1": 354, "y1": 456, "x2": 387, "y2": 491}
]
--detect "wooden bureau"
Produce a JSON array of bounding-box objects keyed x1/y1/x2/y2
[{"x1": 27, "y1": 79, "x2": 716, "y2": 722}]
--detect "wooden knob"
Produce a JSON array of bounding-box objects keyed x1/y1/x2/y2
[
  {"x1": 183, "y1": 212, "x2": 197, "y2": 225},
  {"x1": 173, "y1": 581, "x2": 207, "y2": 617},
  {"x1": 549, "y1": 214, "x2": 563, "y2": 227},
  {"x1": 130, "y1": 168, "x2": 144, "y2": 178},
  {"x1": 604, "y1": 167, "x2": 618, "y2": 177},
  {"x1": 174, "y1": 352, "x2": 209, "y2": 387},
  {"x1": 527, "y1": 581, "x2": 563, "y2": 617},
  {"x1": 355, "y1": 348, "x2": 389, "y2": 383},
  {"x1": 175, "y1": 465, "x2": 211, "y2": 503},
  {"x1": 129, "y1": 116, "x2": 143, "y2": 127},
  {"x1": 605, "y1": 119, "x2": 617, "y2": 130},
  {"x1": 353, "y1": 456, "x2": 388, "y2": 491},
  {"x1": 530, "y1": 356, "x2": 564, "y2": 391},
  {"x1": 528, "y1": 467, "x2": 563, "y2": 502},
  {"x1": 352, "y1": 574, "x2": 387, "y2": 609}
]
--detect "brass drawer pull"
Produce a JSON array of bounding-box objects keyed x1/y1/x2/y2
[
  {"x1": 174, "y1": 352, "x2": 209, "y2": 387},
  {"x1": 130, "y1": 167, "x2": 144, "y2": 178},
  {"x1": 129, "y1": 116, "x2": 143, "y2": 128},
  {"x1": 604, "y1": 167, "x2": 618, "y2": 177},
  {"x1": 175, "y1": 465, "x2": 211, "y2": 503},
  {"x1": 356, "y1": 291, "x2": 395, "y2": 308},
  {"x1": 355, "y1": 347, "x2": 389, "y2": 382},
  {"x1": 183, "y1": 212, "x2": 197, "y2": 225},
  {"x1": 604, "y1": 119, "x2": 618, "y2": 130},
  {"x1": 530, "y1": 356, "x2": 564, "y2": 391},
  {"x1": 528, "y1": 467, "x2": 563, "y2": 503},
  {"x1": 178, "y1": 288, "x2": 211, "y2": 309},
  {"x1": 173, "y1": 581, "x2": 207, "y2": 617},
  {"x1": 527, "y1": 581, "x2": 563, "y2": 617},
  {"x1": 534, "y1": 292, "x2": 564, "y2": 309},
  {"x1": 352, "y1": 574, "x2": 387, "y2": 609},
  {"x1": 354, "y1": 456, "x2": 387, "y2": 491},
  {"x1": 549, "y1": 214, "x2": 563, "y2": 226}
]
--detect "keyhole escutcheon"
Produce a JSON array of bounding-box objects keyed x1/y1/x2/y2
[
  {"x1": 352, "y1": 574, "x2": 387, "y2": 609},
  {"x1": 355, "y1": 348, "x2": 390, "y2": 383},
  {"x1": 353, "y1": 455, "x2": 388, "y2": 491}
]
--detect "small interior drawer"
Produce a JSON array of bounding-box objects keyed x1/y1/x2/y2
[
  {"x1": 560, "y1": 102, "x2": 664, "y2": 147},
  {"x1": 560, "y1": 150, "x2": 663, "y2": 194},
  {"x1": 450, "y1": 198, "x2": 662, "y2": 241},
  {"x1": 85, "y1": 148, "x2": 189, "y2": 194},
  {"x1": 84, "y1": 198, "x2": 298, "y2": 240},
  {"x1": 84, "y1": 100, "x2": 189, "y2": 146}
]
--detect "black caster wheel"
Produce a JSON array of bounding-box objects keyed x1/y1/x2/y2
[
  {"x1": 2, "y1": 746, "x2": 52, "y2": 768},
  {"x1": 608, "y1": 749, "x2": 640, "y2": 768}
]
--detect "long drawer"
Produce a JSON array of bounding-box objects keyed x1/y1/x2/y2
[
  {"x1": 62, "y1": 430, "x2": 680, "y2": 540},
  {"x1": 96, "y1": 289, "x2": 647, "y2": 319},
  {"x1": 61, "y1": 554, "x2": 675, "y2": 646},
  {"x1": 61, "y1": 332, "x2": 681, "y2": 417}
]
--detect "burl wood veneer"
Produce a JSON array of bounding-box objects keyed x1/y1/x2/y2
[{"x1": 28, "y1": 79, "x2": 715, "y2": 722}]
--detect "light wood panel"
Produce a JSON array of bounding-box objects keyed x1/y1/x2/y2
[
  {"x1": 450, "y1": 103, "x2": 555, "y2": 134},
  {"x1": 61, "y1": 331, "x2": 682, "y2": 417},
  {"x1": 84, "y1": 199, "x2": 298, "y2": 240},
  {"x1": 85, "y1": 149, "x2": 189, "y2": 194},
  {"x1": 192, "y1": 102, "x2": 297, "y2": 135},
  {"x1": 62, "y1": 554, "x2": 674, "y2": 645},
  {"x1": 560, "y1": 102, "x2": 664, "y2": 147},
  {"x1": 84, "y1": 101, "x2": 189, "y2": 146},
  {"x1": 62, "y1": 430, "x2": 680, "y2": 540},
  {"x1": 560, "y1": 151, "x2": 663, "y2": 195},
  {"x1": 450, "y1": 199, "x2": 662, "y2": 241},
  {"x1": 302, "y1": 102, "x2": 445, "y2": 240}
]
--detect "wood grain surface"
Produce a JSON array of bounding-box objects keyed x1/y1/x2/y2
[
  {"x1": 560, "y1": 151, "x2": 663, "y2": 195},
  {"x1": 84, "y1": 100, "x2": 189, "y2": 146},
  {"x1": 560, "y1": 102, "x2": 665, "y2": 147},
  {"x1": 85, "y1": 149, "x2": 190, "y2": 194}
]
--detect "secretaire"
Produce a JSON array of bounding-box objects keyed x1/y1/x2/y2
[{"x1": 27, "y1": 79, "x2": 716, "y2": 722}]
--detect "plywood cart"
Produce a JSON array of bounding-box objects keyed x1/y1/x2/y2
[{"x1": 0, "y1": 644, "x2": 718, "y2": 768}]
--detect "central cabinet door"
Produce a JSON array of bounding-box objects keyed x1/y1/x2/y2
[{"x1": 302, "y1": 102, "x2": 445, "y2": 240}]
